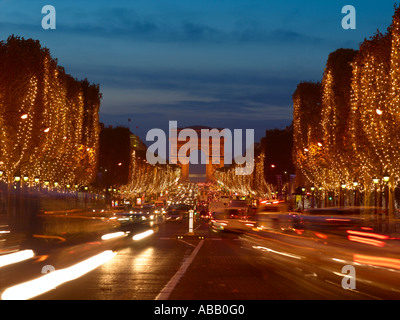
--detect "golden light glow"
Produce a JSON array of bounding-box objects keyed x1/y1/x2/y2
[
  {"x1": 292, "y1": 5, "x2": 400, "y2": 207},
  {"x1": 132, "y1": 229, "x2": 154, "y2": 241},
  {"x1": 0, "y1": 36, "x2": 101, "y2": 188},
  {"x1": 1, "y1": 250, "x2": 116, "y2": 300},
  {"x1": 0, "y1": 249, "x2": 34, "y2": 268}
]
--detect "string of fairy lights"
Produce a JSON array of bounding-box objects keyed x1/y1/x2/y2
[
  {"x1": 294, "y1": 5, "x2": 400, "y2": 205},
  {"x1": 0, "y1": 36, "x2": 101, "y2": 189},
  {"x1": 121, "y1": 150, "x2": 181, "y2": 197},
  {"x1": 214, "y1": 150, "x2": 273, "y2": 198}
]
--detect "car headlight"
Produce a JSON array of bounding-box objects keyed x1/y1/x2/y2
[
  {"x1": 150, "y1": 215, "x2": 154, "y2": 220},
  {"x1": 141, "y1": 216, "x2": 147, "y2": 220}
]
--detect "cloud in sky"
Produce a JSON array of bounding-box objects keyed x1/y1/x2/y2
[{"x1": 0, "y1": 0, "x2": 396, "y2": 143}]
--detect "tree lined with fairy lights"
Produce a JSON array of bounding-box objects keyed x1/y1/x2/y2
[
  {"x1": 294, "y1": 4, "x2": 400, "y2": 212},
  {"x1": 214, "y1": 148, "x2": 273, "y2": 198},
  {"x1": 0, "y1": 35, "x2": 101, "y2": 187},
  {"x1": 320, "y1": 48, "x2": 357, "y2": 189},
  {"x1": 121, "y1": 149, "x2": 181, "y2": 197},
  {"x1": 292, "y1": 81, "x2": 324, "y2": 186}
]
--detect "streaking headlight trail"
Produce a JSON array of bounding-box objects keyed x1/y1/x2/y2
[{"x1": 1, "y1": 250, "x2": 116, "y2": 300}]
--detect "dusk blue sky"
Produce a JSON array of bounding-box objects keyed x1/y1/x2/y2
[{"x1": 0, "y1": 0, "x2": 396, "y2": 143}]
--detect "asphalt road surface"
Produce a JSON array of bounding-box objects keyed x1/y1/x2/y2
[{"x1": 1, "y1": 220, "x2": 377, "y2": 300}]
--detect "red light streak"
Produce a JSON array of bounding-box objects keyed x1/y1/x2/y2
[
  {"x1": 347, "y1": 235, "x2": 385, "y2": 247},
  {"x1": 346, "y1": 230, "x2": 389, "y2": 240},
  {"x1": 314, "y1": 232, "x2": 328, "y2": 239}
]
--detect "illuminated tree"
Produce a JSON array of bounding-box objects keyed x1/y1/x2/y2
[
  {"x1": 0, "y1": 35, "x2": 101, "y2": 187},
  {"x1": 320, "y1": 49, "x2": 357, "y2": 190},
  {"x1": 292, "y1": 81, "x2": 324, "y2": 187}
]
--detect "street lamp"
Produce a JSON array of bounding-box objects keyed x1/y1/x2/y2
[
  {"x1": 383, "y1": 173, "x2": 390, "y2": 215},
  {"x1": 301, "y1": 187, "x2": 306, "y2": 211},
  {"x1": 373, "y1": 178, "x2": 379, "y2": 214},
  {"x1": 310, "y1": 186, "x2": 315, "y2": 208},
  {"x1": 353, "y1": 181, "x2": 358, "y2": 206},
  {"x1": 341, "y1": 183, "x2": 346, "y2": 206}
]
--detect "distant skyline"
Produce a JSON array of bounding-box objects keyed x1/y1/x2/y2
[{"x1": 0, "y1": 1, "x2": 396, "y2": 142}]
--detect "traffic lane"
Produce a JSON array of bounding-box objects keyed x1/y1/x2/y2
[
  {"x1": 0, "y1": 222, "x2": 161, "y2": 299},
  {"x1": 242, "y1": 227, "x2": 400, "y2": 299},
  {"x1": 169, "y1": 224, "x2": 374, "y2": 300},
  {"x1": 168, "y1": 231, "x2": 316, "y2": 300},
  {"x1": 30, "y1": 220, "x2": 196, "y2": 299}
]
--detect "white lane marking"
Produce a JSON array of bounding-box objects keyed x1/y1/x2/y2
[
  {"x1": 155, "y1": 240, "x2": 204, "y2": 300},
  {"x1": 178, "y1": 239, "x2": 196, "y2": 247}
]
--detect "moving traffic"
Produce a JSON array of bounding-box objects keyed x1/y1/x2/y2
[{"x1": 1, "y1": 182, "x2": 400, "y2": 300}]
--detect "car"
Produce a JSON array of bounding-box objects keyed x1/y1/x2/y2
[
  {"x1": 209, "y1": 207, "x2": 256, "y2": 233},
  {"x1": 114, "y1": 208, "x2": 155, "y2": 223},
  {"x1": 165, "y1": 209, "x2": 183, "y2": 222},
  {"x1": 208, "y1": 211, "x2": 228, "y2": 232},
  {"x1": 255, "y1": 203, "x2": 298, "y2": 231},
  {"x1": 165, "y1": 204, "x2": 188, "y2": 222}
]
